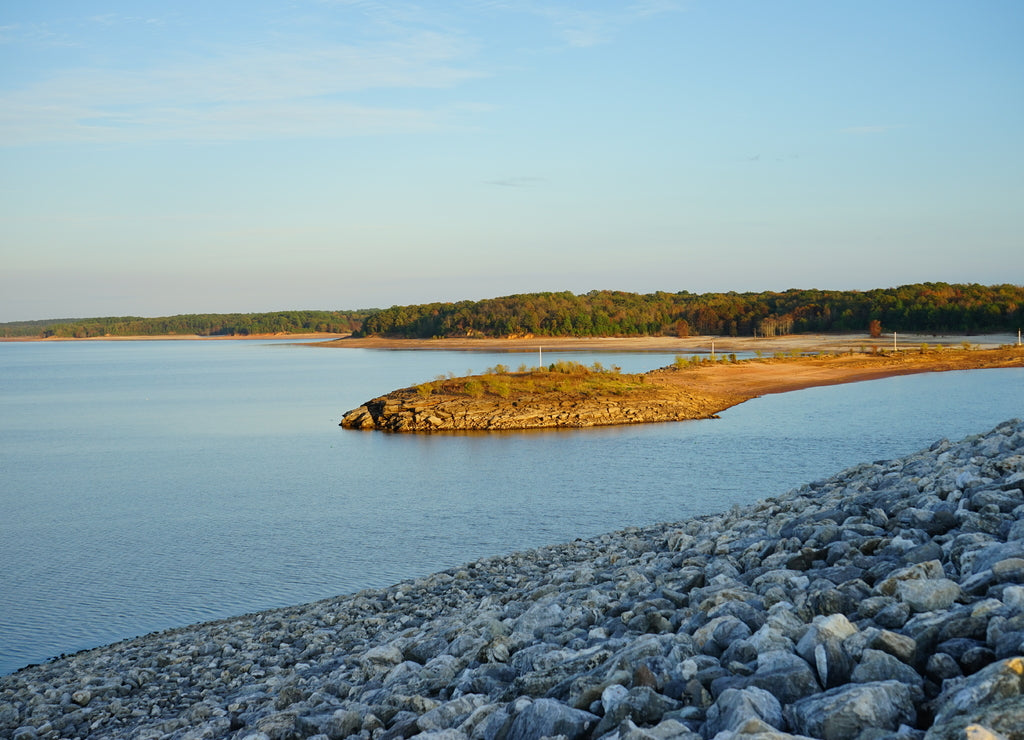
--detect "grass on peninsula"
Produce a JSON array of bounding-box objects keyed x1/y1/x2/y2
[
  {"x1": 411, "y1": 360, "x2": 651, "y2": 400},
  {"x1": 396, "y1": 343, "x2": 1024, "y2": 405}
]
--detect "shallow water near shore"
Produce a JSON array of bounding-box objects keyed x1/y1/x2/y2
[{"x1": 1, "y1": 339, "x2": 1022, "y2": 675}]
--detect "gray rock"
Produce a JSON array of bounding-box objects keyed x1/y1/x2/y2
[
  {"x1": 748, "y1": 650, "x2": 821, "y2": 704},
  {"x1": 417, "y1": 695, "x2": 489, "y2": 733},
  {"x1": 992, "y1": 558, "x2": 1024, "y2": 583},
  {"x1": 329, "y1": 709, "x2": 362, "y2": 738},
  {"x1": 874, "y1": 601, "x2": 912, "y2": 629},
  {"x1": 470, "y1": 706, "x2": 511, "y2": 740},
  {"x1": 255, "y1": 711, "x2": 302, "y2": 740},
  {"x1": 931, "y1": 656, "x2": 1024, "y2": 727},
  {"x1": 795, "y1": 614, "x2": 857, "y2": 688},
  {"x1": 851, "y1": 649, "x2": 925, "y2": 690},
  {"x1": 505, "y1": 698, "x2": 599, "y2": 740},
  {"x1": 870, "y1": 629, "x2": 918, "y2": 664},
  {"x1": 897, "y1": 578, "x2": 962, "y2": 613},
  {"x1": 593, "y1": 686, "x2": 681, "y2": 736},
  {"x1": 925, "y1": 652, "x2": 962, "y2": 682},
  {"x1": 786, "y1": 680, "x2": 916, "y2": 740},
  {"x1": 703, "y1": 686, "x2": 783, "y2": 737},
  {"x1": 609, "y1": 717, "x2": 702, "y2": 740},
  {"x1": 875, "y1": 560, "x2": 947, "y2": 596},
  {"x1": 362, "y1": 644, "x2": 405, "y2": 678}
]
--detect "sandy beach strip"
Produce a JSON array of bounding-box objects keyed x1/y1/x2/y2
[{"x1": 319, "y1": 332, "x2": 1020, "y2": 354}]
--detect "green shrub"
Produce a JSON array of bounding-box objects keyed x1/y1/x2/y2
[{"x1": 549, "y1": 360, "x2": 589, "y2": 374}]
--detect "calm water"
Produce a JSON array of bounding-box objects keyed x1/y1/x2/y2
[{"x1": 1, "y1": 339, "x2": 1022, "y2": 675}]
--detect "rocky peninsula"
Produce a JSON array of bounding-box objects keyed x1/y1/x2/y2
[
  {"x1": 340, "y1": 348, "x2": 1024, "y2": 433},
  {"x1": 4, "y1": 419, "x2": 1024, "y2": 739}
]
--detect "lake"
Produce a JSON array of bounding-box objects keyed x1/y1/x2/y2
[{"x1": 1, "y1": 339, "x2": 1022, "y2": 675}]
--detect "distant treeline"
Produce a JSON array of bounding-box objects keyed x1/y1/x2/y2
[
  {"x1": 1, "y1": 310, "x2": 374, "y2": 339},
  {"x1": 356, "y1": 283, "x2": 1024, "y2": 339},
  {"x1": 5, "y1": 283, "x2": 1021, "y2": 340}
]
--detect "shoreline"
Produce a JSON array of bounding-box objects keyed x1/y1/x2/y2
[
  {"x1": 0, "y1": 332, "x2": 347, "y2": 342},
  {"x1": 320, "y1": 332, "x2": 1020, "y2": 353},
  {"x1": 3, "y1": 331, "x2": 1019, "y2": 351}
]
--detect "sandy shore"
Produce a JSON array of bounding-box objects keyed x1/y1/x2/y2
[
  {"x1": 0, "y1": 332, "x2": 347, "y2": 342},
  {"x1": 320, "y1": 332, "x2": 1020, "y2": 353},
  {"x1": 5, "y1": 331, "x2": 1017, "y2": 351},
  {"x1": 649, "y1": 346, "x2": 1024, "y2": 400}
]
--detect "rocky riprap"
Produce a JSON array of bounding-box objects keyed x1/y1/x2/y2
[{"x1": 4, "y1": 421, "x2": 1024, "y2": 740}]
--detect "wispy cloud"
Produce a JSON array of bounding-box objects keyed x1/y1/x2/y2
[
  {"x1": 0, "y1": 32, "x2": 484, "y2": 145},
  {"x1": 89, "y1": 14, "x2": 167, "y2": 27},
  {"x1": 0, "y1": 21, "x2": 77, "y2": 47},
  {"x1": 1, "y1": 2, "x2": 684, "y2": 146},
  {"x1": 483, "y1": 176, "x2": 546, "y2": 187},
  {"x1": 465, "y1": 1, "x2": 682, "y2": 48},
  {"x1": 840, "y1": 125, "x2": 905, "y2": 135}
]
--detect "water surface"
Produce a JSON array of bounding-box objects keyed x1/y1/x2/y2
[{"x1": 1, "y1": 339, "x2": 1021, "y2": 674}]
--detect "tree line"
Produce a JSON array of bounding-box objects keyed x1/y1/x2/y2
[
  {"x1": 4, "y1": 283, "x2": 1021, "y2": 340},
  {"x1": 355, "y1": 283, "x2": 1024, "y2": 339},
  {"x1": 1, "y1": 310, "x2": 373, "y2": 339}
]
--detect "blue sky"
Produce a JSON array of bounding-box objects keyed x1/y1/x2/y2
[{"x1": 1, "y1": 1, "x2": 1021, "y2": 321}]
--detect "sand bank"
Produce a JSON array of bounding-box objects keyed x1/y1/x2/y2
[{"x1": 321, "y1": 332, "x2": 1019, "y2": 353}]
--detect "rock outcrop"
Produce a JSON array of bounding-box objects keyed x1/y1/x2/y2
[
  {"x1": 340, "y1": 378, "x2": 740, "y2": 432},
  {"x1": 3, "y1": 420, "x2": 1024, "y2": 739}
]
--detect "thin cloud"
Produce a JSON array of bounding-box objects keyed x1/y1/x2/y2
[
  {"x1": 465, "y1": 1, "x2": 682, "y2": 48},
  {"x1": 483, "y1": 176, "x2": 547, "y2": 187},
  {"x1": 0, "y1": 33, "x2": 485, "y2": 145},
  {"x1": 0, "y1": 21, "x2": 76, "y2": 47},
  {"x1": 841, "y1": 125, "x2": 905, "y2": 135},
  {"x1": 0, "y1": 94, "x2": 464, "y2": 145},
  {"x1": 89, "y1": 14, "x2": 166, "y2": 27},
  {"x1": 1, "y1": 2, "x2": 683, "y2": 145}
]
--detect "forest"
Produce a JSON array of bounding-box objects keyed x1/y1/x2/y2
[
  {"x1": 3, "y1": 284, "x2": 1021, "y2": 340},
  {"x1": 0, "y1": 310, "x2": 372, "y2": 339},
  {"x1": 355, "y1": 283, "x2": 1024, "y2": 339}
]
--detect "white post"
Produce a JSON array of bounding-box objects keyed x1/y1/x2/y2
[
  {"x1": 1019, "y1": 329, "x2": 1021, "y2": 346},
  {"x1": 711, "y1": 340, "x2": 715, "y2": 360},
  {"x1": 538, "y1": 346, "x2": 542, "y2": 368},
  {"x1": 893, "y1": 331, "x2": 897, "y2": 352}
]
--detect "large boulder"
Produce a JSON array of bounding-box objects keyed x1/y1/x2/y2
[
  {"x1": 505, "y1": 698, "x2": 599, "y2": 740},
  {"x1": 703, "y1": 686, "x2": 784, "y2": 738},
  {"x1": 925, "y1": 657, "x2": 1024, "y2": 739},
  {"x1": 785, "y1": 680, "x2": 916, "y2": 740},
  {"x1": 747, "y1": 650, "x2": 821, "y2": 705}
]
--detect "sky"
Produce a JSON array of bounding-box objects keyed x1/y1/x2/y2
[{"x1": 1, "y1": 1, "x2": 1022, "y2": 321}]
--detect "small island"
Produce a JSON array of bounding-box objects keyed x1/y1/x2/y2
[{"x1": 341, "y1": 345, "x2": 1024, "y2": 432}]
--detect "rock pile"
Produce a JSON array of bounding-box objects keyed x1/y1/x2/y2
[{"x1": 4, "y1": 420, "x2": 1024, "y2": 740}]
